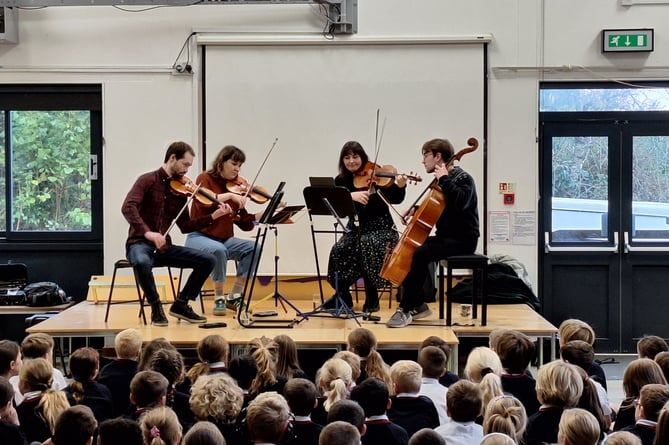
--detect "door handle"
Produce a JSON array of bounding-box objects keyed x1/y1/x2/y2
[
  {"x1": 623, "y1": 232, "x2": 669, "y2": 253},
  {"x1": 544, "y1": 231, "x2": 619, "y2": 254}
]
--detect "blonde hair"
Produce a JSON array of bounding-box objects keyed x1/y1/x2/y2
[
  {"x1": 140, "y1": 406, "x2": 182, "y2": 445},
  {"x1": 480, "y1": 433, "x2": 517, "y2": 445},
  {"x1": 536, "y1": 361, "x2": 583, "y2": 407},
  {"x1": 319, "y1": 358, "x2": 353, "y2": 412},
  {"x1": 483, "y1": 395, "x2": 527, "y2": 443},
  {"x1": 602, "y1": 431, "x2": 642, "y2": 445},
  {"x1": 558, "y1": 408, "x2": 600, "y2": 445},
  {"x1": 247, "y1": 337, "x2": 279, "y2": 395},
  {"x1": 558, "y1": 319, "x2": 596, "y2": 345},
  {"x1": 333, "y1": 351, "x2": 361, "y2": 382},
  {"x1": 182, "y1": 421, "x2": 225, "y2": 445},
  {"x1": 114, "y1": 328, "x2": 143, "y2": 359},
  {"x1": 246, "y1": 392, "x2": 290, "y2": 443},
  {"x1": 20, "y1": 358, "x2": 69, "y2": 435},
  {"x1": 187, "y1": 334, "x2": 230, "y2": 384},
  {"x1": 347, "y1": 328, "x2": 392, "y2": 390},
  {"x1": 479, "y1": 372, "x2": 505, "y2": 412},
  {"x1": 189, "y1": 373, "x2": 243, "y2": 423},
  {"x1": 390, "y1": 360, "x2": 422, "y2": 393},
  {"x1": 464, "y1": 347, "x2": 503, "y2": 382}
]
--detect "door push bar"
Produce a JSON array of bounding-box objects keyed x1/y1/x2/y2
[{"x1": 544, "y1": 232, "x2": 619, "y2": 254}]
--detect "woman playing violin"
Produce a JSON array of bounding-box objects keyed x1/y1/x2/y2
[
  {"x1": 186, "y1": 145, "x2": 264, "y2": 316},
  {"x1": 324, "y1": 141, "x2": 407, "y2": 313},
  {"x1": 386, "y1": 138, "x2": 479, "y2": 328}
]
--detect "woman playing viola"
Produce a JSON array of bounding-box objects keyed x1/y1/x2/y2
[
  {"x1": 186, "y1": 145, "x2": 263, "y2": 316},
  {"x1": 324, "y1": 141, "x2": 407, "y2": 313}
]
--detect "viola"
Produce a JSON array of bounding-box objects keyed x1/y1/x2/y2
[
  {"x1": 353, "y1": 162, "x2": 422, "y2": 190},
  {"x1": 226, "y1": 175, "x2": 273, "y2": 204},
  {"x1": 170, "y1": 176, "x2": 224, "y2": 207}
]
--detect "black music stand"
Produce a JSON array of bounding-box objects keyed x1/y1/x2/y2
[
  {"x1": 300, "y1": 186, "x2": 363, "y2": 325},
  {"x1": 237, "y1": 183, "x2": 306, "y2": 329}
]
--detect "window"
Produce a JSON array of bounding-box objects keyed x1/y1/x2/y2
[{"x1": 0, "y1": 84, "x2": 102, "y2": 242}]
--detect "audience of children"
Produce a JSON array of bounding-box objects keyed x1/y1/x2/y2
[
  {"x1": 419, "y1": 336, "x2": 459, "y2": 388},
  {"x1": 6, "y1": 316, "x2": 669, "y2": 445},
  {"x1": 558, "y1": 318, "x2": 608, "y2": 390}
]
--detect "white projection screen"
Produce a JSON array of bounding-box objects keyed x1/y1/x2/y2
[{"x1": 203, "y1": 41, "x2": 485, "y2": 276}]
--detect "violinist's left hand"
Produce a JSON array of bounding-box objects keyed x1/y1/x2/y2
[{"x1": 395, "y1": 174, "x2": 408, "y2": 188}]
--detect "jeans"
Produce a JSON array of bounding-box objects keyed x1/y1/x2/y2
[
  {"x1": 185, "y1": 232, "x2": 261, "y2": 285},
  {"x1": 126, "y1": 241, "x2": 216, "y2": 304}
]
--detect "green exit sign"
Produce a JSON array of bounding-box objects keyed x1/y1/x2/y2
[{"x1": 602, "y1": 29, "x2": 654, "y2": 53}]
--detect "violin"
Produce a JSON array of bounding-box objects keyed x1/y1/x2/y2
[
  {"x1": 170, "y1": 176, "x2": 224, "y2": 207},
  {"x1": 226, "y1": 176, "x2": 273, "y2": 204},
  {"x1": 353, "y1": 161, "x2": 422, "y2": 190}
]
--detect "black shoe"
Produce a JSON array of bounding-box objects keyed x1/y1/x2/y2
[
  {"x1": 151, "y1": 303, "x2": 168, "y2": 326},
  {"x1": 169, "y1": 300, "x2": 207, "y2": 323},
  {"x1": 363, "y1": 302, "x2": 380, "y2": 313}
]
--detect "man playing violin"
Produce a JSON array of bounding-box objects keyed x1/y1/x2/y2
[
  {"x1": 186, "y1": 145, "x2": 264, "y2": 316},
  {"x1": 386, "y1": 138, "x2": 479, "y2": 328},
  {"x1": 324, "y1": 141, "x2": 407, "y2": 313},
  {"x1": 122, "y1": 141, "x2": 232, "y2": 326}
]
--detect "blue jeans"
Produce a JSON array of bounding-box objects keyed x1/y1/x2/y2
[
  {"x1": 126, "y1": 241, "x2": 216, "y2": 304},
  {"x1": 185, "y1": 232, "x2": 260, "y2": 285}
]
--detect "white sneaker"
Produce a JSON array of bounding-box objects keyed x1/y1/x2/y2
[{"x1": 386, "y1": 309, "x2": 412, "y2": 328}]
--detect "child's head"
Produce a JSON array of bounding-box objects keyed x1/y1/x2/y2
[
  {"x1": 638, "y1": 383, "x2": 669, "y2": 422},
  {"x1": 489, "y1": 328, "x2": 513, "y2": 352},
  {"x1": 319, "y1": 421, "x2": 361, "y2": 445},
  {"x1": 0, "y1": 339, "x2": 22, "y2": 378},
  {"x1": 228, "y1": 354, "x2": 258, "y2": 390},
  {"x1": 273, "y1": 334, "x2": 301, "y2": 379},
  {"x1": 182, "y1": 421, "x2": 225, "y2": 445},
  {"x1": 558, "y1": 319, "x2": 595, "y2": 346},
  {"x1": 19, "y1": 356, "x2": 53, "y2": 393},
  {"x1": 408, "y1": 428, "x2": 446, "y2": 445},
  {"x1": 189, "y1": 373, "x2": 243, "y2": 424},
  {"x1": 483, "y1": 395, "x2": 527, "y2": 443},
  {"x1": 138, "y1": 338, "x2": 175, "y2": 371},
  {"x1": 557, "y1": 408, "x2": 600, "y2": 445},
  {"x1": 187, "y1": 334, "x2": 230, "y2": 383},
  {"x1": 140, "y1": 406, "x2": 182, "y2": 445},
  {"x1": 350, "y1": 377, "x2": 390, "y2": 417},
  {"x1": 417, "y1": 346, "x2": 446, "y2": 379},
  {"x1": 494, "y1": 330, "x2": 535, "y2": 374},
  {"x1": 479, "y1": 433, "x2": 517, "y2": 445},
  {"x1": 129, "y1": 370, "x2": 169, "y2": 408},
  {"x1": 283, "y1": 377, "x2": 319, "y2": 417},
  {"x1": 390, "y1": 360, "x2": 422, "y2": 394},
  {"x1": 248, "y1": 337, "x2": 279, "y2": 395},
  {"x1": 21, "y1": 332, "x2": 55, "y2": 360},
  {"x1": 98, "y1": 418, "x2": 143, "y2": 445},
  {"x1": 347, "y1": 327, "x2": 377, "y2": 358},
  {"x1": 655, "y1": 351, "x2": 669, "y2": 383},
  {"x1": 536, "y1": 361, "x2": 582, "y2": 407},
  {"x1": 319, "y1": 358, "x2": 353, "y2": 411},
  {"x1": 333, "y1": 351, "x2": 362, "y2": 382},
  {"x1": 326, "y1": 399, "x2": 365, "y2": 433},
  {"x1": 68, "y1": 347, "x2": 100, "y2": 404},
  {"x1": 446, "y1": 379, "x2": 483, "y2": 423},
  {"x1": 560, "y1": 340, "x2": 595, "y2": 371},
  {"x1": 601, "y1": 431, "x2": 642, "y2": 445},
  {"x1": 52, "y1": 405, "x2": 98, "y2": 445},
  {"x1": 149, "y1": 348, "x2": 185, "y2": 389},
  {"x1": 464, "y1": 347, "x2": 502, "y2": 382},
  {"x1": 114, "y1": 328, "x2": 143, "y2": 360},
  {"x1": 637, "y1": 335, "x2": 669, "y2": 360},
  {"x1": 654, "y1": 403, "x2": 669, "y2": 445},
  {"x1": 0, "y1": 376, "x2": 15, "y2": 410},
  {"x1": 419, "y1": 336, "x2": 451, "y2": 363},
  {"x1": 245, "y1": 391, "x2": 291, "y2": 444},
  {"x1": 622, "y1": 358, "x2": 667, "y2": 398}
]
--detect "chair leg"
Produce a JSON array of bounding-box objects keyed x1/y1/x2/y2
[
  {"x1": 132, "y1": 269, "x2": 147, "y2": 325},
  {"x1": 104, "y1": 266, "x2": 119, "y2": 323}
]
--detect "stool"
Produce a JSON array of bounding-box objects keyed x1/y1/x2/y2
[
  {"x1": 438, "y1": 254, "x2": 488, "y2": 326},
  {"x1": 104, "y1": 259, "x2": 179, "y2": 325}
]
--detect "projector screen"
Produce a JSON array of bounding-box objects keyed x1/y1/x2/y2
[{"x1": 203, "y1": 42, "x2": 485, "y2": 276}]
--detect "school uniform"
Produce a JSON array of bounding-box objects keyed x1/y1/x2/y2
[
  {"x1": 419, "y1": 377, "x2": 449, "y2": 425},
  {"x1": 15, "y1": 392, "x2": 51, "y2": 444},
  {"x1": 291, "y1": 416, "x2": 323, "y2": 445},
  {"x1": 613, "y1": 399, "x2": 636, "y2": 431},
  {"x1": 621, "y1": 419, "x2": 657, "y2": 445},
  {"x1": 500, "y1": 372, "x2": 540, "y2": 416},
  {"x1": 362, "y1": 415, "x2": 408, "y2": 445},
  {"x1": 434, "y1": 417, "x2": 483, "y2": 445},
  {"x1": 0, "y1": 420, "x2": 29, "y2": 445},
  {"x1": 310, "y1": 396, "x2": 328, "y2": 427},
  {"x1": 388, "y1": 393, "x2": 440, "y2": 436},
  {"x1": 438, "y1": 370, "x2": 460, "y2": 388},
  {"x1": 215, "y1": 421, "x2": 247, "y2": 445},
  {"x1": 10, "y1": 367, "x2": 67, "y2": 405},
  {"x1": 98, "y1": 358, "x2": 138, "y2": 416},
  {"x1": 64, "y1": 380, "x2": 114, "y2": 422},
  {"x1": 522, "y1": 405, "x2": 564, "y2": 445}
]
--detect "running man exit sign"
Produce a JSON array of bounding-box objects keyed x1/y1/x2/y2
[{"x1": 602, "y1": 29, "x2": 654, "y2": 53}]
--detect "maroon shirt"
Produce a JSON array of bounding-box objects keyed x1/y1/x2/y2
[{"x1": 122, "y1": 167, "x2": 215, "y2": 247}]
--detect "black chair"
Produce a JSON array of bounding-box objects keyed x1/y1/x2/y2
[{"x1": 438, "y1": 254, "x2": 488, "y2": 326}]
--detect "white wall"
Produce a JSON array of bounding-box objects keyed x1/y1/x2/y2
[{"x1": 2, "y1": 0, "x2": 668, "y2": 291}]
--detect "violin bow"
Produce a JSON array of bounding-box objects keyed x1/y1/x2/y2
[
  {"x1": 242, "y1": 137, "x2": 279, "y2": 202},
  {"x1": 163, "y1": 182, "x2": 203, "y2": 237}
]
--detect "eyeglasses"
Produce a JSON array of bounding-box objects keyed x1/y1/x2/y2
[{"x1": 422, "y1": 152, "x2": 433, "y2": 159}]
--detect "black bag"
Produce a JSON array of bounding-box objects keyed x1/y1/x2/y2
[{"x1": 24, "y1": 281, "x2": 70, "y2": 307}]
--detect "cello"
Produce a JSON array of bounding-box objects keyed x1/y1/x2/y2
[{"x1": 379, "y1": 137, "x2": 479, "y2": 286}]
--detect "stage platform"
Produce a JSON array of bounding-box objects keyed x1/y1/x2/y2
[{"x1": 25, "y1": 294, "x2": 557, "y2": 369}]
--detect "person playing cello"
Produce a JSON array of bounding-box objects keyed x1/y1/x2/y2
[
  {"x1": 185, "y1": 145, "x2": 265, "y2": 316},
  {"x1": 386, "y1": 138, "x2": 479, "y2": 328},
  {"x1": 323, "y1": 141, "x2": 407, "y2": 313},
  {"x1": 121, "y1": 141, "x2": 232, "y2": 326}
]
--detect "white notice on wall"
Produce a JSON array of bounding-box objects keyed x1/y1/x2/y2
[
  {"x1": 488, "y1": 211, "x2": 510, "y2": 243},
  {"x1": 512, "y1": 211, "x2": 536, "y2": 245}
]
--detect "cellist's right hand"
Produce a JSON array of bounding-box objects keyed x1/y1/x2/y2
[
  {"x1": 145, "y1": 231, "x2": 167, "y2": 251},
  {"x1": 351, "y1": 190, "x2": 369, "y2": 205}
]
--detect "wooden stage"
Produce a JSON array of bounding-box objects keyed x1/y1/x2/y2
[{"x1": 26, "y1": 294, "x2": 558, "y2": 369}]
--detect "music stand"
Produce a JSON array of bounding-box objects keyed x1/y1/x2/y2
[
  {"x1": 237, "y1": 183, "x2": 306, "y2": 329},
  {"x1": 300, "y1": 186, "x2": 363, "y2": 325}
]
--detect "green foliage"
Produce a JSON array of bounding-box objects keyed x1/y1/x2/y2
[{"x1": 10, "y1": 110, "x2": 92, "y2": 231}]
